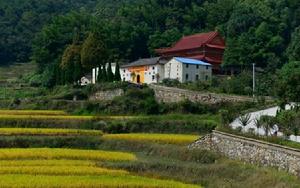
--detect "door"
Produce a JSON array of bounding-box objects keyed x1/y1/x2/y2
[{"x1": 137, "y1": 75, "x2": 141, "y2": 84}]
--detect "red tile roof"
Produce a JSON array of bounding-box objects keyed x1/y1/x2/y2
[{"x1": 156, "y1": 31, "x2": 222, "y2": 53}]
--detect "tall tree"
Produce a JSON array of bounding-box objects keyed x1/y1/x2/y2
[
  {"x1": 60, "y1": 27, "x2": 82, "y2": 84},
  {"x1": 81, "y1": 32, "x2": 108, "y2": 69},
  {"x1": 287, "y1": 27, "x2": 300, "y2": 61},
  {"x1": 107, "y1": 62, "x2": 114, "y2": 82},
  {"x1": 114, "y1": 62, "x2": 121, "y2": 81},
  {"x1": 102, "y1": 65, "x2": 108, "y2": 82},
  {"x1": 97, "y1": 66, "x2": 103, "y2": 83},
  {"x1": 276, "y1": 61, "x2": 300, "y2": 104}
]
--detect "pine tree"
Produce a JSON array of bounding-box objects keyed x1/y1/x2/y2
[
  {"x1": 102, "y1": 65, "x2": 107, "y2": 82},
  {"x1": 114, "y1": 62, "x2": 121, "y2": 81},
  {"x1": 73, "y1": 61, "x2": 82, "y2": 84},
  {"x1": 65, "y1": 61, "x2": 75, "y2": 84},
  {"x1": 97, "y1": 66, "x2": 103, "y2": 83},
  {"x1": 107, "y1": 62, "x2": 114, "y2": 82}
]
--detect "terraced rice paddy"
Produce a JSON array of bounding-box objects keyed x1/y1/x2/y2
[
  {"x1": 0, "y1": 174, "x2": 200, "y2": 188},
  {"x1": 0, "y1": 110, "x2": 67, "y2": 116},
  {"x1": 103, "y1": 133, "x2": 199, "y2": 145},
  {"x1": 0, "y1": 128, "x2": 103, "y2": 136},
  {"x1": 0, "y1": 148, "x2": 199, "y2": 187},
  {"x1": 0, "y1": 148, "x2": 136, "y2": 161},
  {"x1": 0, "y1": 109, "x2": 297, "y2": 187},
  {"x1": 0, "y1": 166, "x2": 128, "y2": 176},
  {"x1": 0, "y1": 114, "x2": 94, "y2": 120}
]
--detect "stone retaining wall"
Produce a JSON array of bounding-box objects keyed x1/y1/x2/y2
[
  {"x1": 89, "y1": 89, "x2": 124, "y2": 101},
  {"x1": 189, "y1": 131, "x2": 300, "y2": 176},
  {"x1": 149, "y1": 84, "x2": 252, "y2": 104}
]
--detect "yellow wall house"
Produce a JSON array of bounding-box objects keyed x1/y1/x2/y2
[{"x1": 120, "y1": 57, "x2": 166, "y2": 84}]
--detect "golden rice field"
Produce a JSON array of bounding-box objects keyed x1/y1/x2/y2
[
  {"x1": 0, "y1": 160, "x2": 94, "y2": 167},
  {"x1": 0, "y1": 128, "x2": 103, "y2": 136},
  {"x1": 0, "y1": 110, "x2": 67, "y2": 116},
  {"x1": 103, "y1": 133, "x2": 200, "y2": 145},
  {"x1": 0, "y1": 109, "x2": 140, "y2": 121},
  {"x1": 0, "y1": 114, "x2": 94, "y2": 120},
  {"x1": 0, "y1": 166, "x2": 128, "y2": 176},
  {"x1": 0, "y1": 148, "x2": 136, "y2": 161},
  {"x1": 0, "y1": 150, "x2": 200, "y2": 187},
  {"x1": 0, "y1": 174, "x2": 200, "y2": 188}
]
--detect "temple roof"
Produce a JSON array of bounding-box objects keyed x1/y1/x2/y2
[{"x1": 156, "y1": 31, "x2": 224, "y2": 54}]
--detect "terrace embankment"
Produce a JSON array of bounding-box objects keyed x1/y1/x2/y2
[
  {"x1": 189, "y1": 130, "x2": 300, "y2": 176},
  {"x1": 88, "y1": 84, "x2": 253, "y2": 104},
  {"x1": 149, "y1": 85, "x2": 252, "y2": 104}
]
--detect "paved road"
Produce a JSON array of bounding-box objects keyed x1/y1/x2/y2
[{"x1": 230, "y1": 104, "x2": 299, "y2": 142}]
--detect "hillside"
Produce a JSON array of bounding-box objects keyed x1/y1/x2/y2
[
  {"x1": 1, "y1": 0, "x2": 300, "y2": 67},
  {"x1": 0, "y1": 63, "x2": 35, "y2": 84}
]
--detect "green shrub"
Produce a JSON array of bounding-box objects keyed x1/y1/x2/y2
[{"x1": 101, "y1": 118, "x2": 218, "y2": 134}]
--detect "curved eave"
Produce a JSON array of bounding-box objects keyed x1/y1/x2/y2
[{"x1": 206, "y1": 44, "x2": 225, "y2": 50}]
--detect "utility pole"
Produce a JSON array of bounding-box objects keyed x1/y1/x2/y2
[{"x1": 253, "y1": 63, "x2": 255, "y2": 99}]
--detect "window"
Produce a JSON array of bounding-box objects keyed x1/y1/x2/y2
[
  {"x1": 196, "y1": 75, "x2": 199, "y2": 81},
  {"x1": 206, "y1": 65, "x2": 209, "y2": 70},
  {"x1": 196, "y1": 65, "x2": 199, "y2": 69},
  {"x1": 152, "y1": 66, "x2": 155, "y2": 70},
  {"x1": 123, "y1": 78, "x2": 126, "y2": 82},
  {"x1": 123, "y1": 70, "x2": 126, "y2": 73},
  {"x1": 206, "y1": 75, "x2": 209, "y2": 81},
  {"x1": 152, "y1": 75, "x2": 155, "y2": 81},
  {"x1": 186, "y1": 64, "x2": 189, "y2": 68},
  {"x1": 185, "y1": 74, "x2": 189, "y2": 81}
]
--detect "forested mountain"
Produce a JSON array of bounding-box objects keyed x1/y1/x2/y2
[
  {"x1": 1, "y1": 0, "x2": 300, "y2": 86},
  {"x1": 0, "y1": 0, "x2": 98, "y2": 64}
]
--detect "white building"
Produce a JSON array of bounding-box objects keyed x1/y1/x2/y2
[
  {"x1": 164, "y1": 57, "x2": 212, "y2": 83},
  {"x1": 92, "y1": 63, "x2": 116, "y2": 84},
  {"x1": 120, "y1": 57, "x2": 167, "y2": 84},
  {"x1": 89, "y1": 57, "x2": 212, "y2": 85}
]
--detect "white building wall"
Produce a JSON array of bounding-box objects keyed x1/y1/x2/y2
[
  {"x1": 120, "y1": 68, "x2": 131, "y2": 82},
  {"x1": 120, "y1": 64, "x2": 165, "y2": 84},
  {"x1": 182, "y1": 63, "x2": 212, "y2": 83},
  {"x1": 164, "y1": 59, "x2": 212, "y2": 83},
  {"x1": 164, "y1": 59, "x2": 183, "y2": 82},
  {"x1": 144, "y1": 64, "x2": 165, "y2": 84}
]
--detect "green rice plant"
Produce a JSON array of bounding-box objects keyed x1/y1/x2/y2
[
  {"x1": 0, "y1": 128, "x2": 102, "y2": 136},
  {"x1": 103, "y1": 133, "x2": 199, "y2": 145},
  {"x1": 0, "y1": 174, "x2": 201, "y2": 188},
  {"x1": 0, "y1": 148, "x2": 136, "y2": 161}
]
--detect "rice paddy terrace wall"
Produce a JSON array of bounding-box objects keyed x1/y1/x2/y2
[
  {"x1": 89, "y1": 89, "x2": 124, "y2": 101},
  {"x1": 149, "y1": 85, "x2": 252, "y2": 104},
  {"x1": 189, "y1": 131, "x2": 300, "y2": 176}
]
